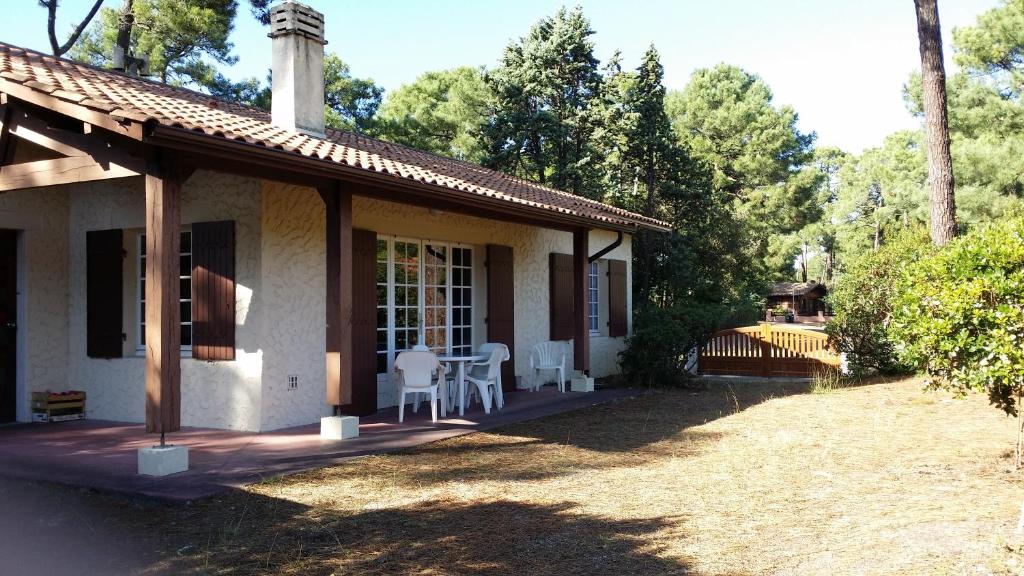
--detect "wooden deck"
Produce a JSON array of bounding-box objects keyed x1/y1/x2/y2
[{"x1": 0, "y1": 387, "x2": 636, "y2": 502}]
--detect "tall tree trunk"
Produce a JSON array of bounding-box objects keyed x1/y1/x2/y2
[
  {"x1": 914, "y1": 0, "x2": 957, "y2": 246},
  {"x1": 800, "y1": 242, "x2": 808, "y2": 283},
  {"x1": 825, "y1": 243, "x2": 834, "y2": 285},
  {"x1": 113, "y1": 0, "x2": 134, "y2": 71},
  {"x1": 645, "y1": 152, "x2": 656, "y2": 216}
]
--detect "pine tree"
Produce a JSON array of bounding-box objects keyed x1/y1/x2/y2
[
  {"x1": 914, "y1": 0, "x2": 958, "y2": 245},
  {"x1": 480, "y1": 7, "x2": 603, "y2": 198}
]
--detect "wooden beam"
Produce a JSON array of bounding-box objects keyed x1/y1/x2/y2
[
  {"x1": 572, "y1": 228, "x2": 590, "y2": 375},
  {"x1": 8, "y1": 113, "x2": 93, "y2": 157},
  {"x1": 0, "y1": 84, "x2": 145, "y2": 140},
  {"x1": 320, "y1": 182, "x2": 354, "y2": 409},
  {"x1": 0, "y1": 105, "x2": 12, "y2": 166},
  {"x1": 144, "y1": 155, "x2": 184, "y2": 434},
  {"x1": 0, "y1": 155, "x2": 141, "y2": 192}
]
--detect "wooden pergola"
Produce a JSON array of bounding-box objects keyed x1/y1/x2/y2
[{"x1": 0, "y1": 85, "x2": 630, "y2": 434}]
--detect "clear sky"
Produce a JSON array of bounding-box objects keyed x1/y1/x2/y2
[{"x1": 5, "y1": 0, "x2": 999, "y2": 153}]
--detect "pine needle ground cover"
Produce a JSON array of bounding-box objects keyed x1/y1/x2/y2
[{"x1": 92, "y1": 379, "x2": 1024, "y2": 574}]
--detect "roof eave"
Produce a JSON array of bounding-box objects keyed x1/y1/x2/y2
[{"x1": 147, "y1": 124, "x2": 671, "y2": 234}]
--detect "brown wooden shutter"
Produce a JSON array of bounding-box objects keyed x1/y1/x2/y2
[
  {"x1": 487, "y1": 244, "x2": 516, "y2": 391},
  {"x1": 607, "y1": 259, "x2": 628, "y2": 337},
  {"x1": 86, "y1": 229, "x2": 124, "y2": 358},
  {"x1": 348, "y1": 228, "x2": 378, "y2": 415},
  {"x1": 549, "y1": 252, "x2": 574, "y2": 341},
  {"x1": 192, "y1": 221, "x2": 235, "y2": 361}
]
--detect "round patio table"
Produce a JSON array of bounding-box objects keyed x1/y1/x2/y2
[{"x1": 436, "y1": 352, "x2": 487, "y2": 417}]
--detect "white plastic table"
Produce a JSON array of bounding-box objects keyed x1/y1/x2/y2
[{"x1": 436, "y1": 352, "x2": 487, "y2": 416}]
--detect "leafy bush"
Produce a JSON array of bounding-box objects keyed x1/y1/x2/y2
[
  {"x1": 619, "y1": 303, "x2": 726, "y2": 387},
  {"x1": 825, "y1": 227, "x2": 933, "y2": 376},
  {"x1": 890, "y1": 217, "x2": 1024, "y2": 466}
]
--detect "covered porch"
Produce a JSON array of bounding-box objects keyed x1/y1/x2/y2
[
  {"x1": 0, "y1": 387, "x2": 635, "y2": 501},
  {"x1": 0, "y1": 42, "x2": 666, "y2": 480},
  {"x1": 0, "y1": 88, "x2": 635, "y2": 435}
]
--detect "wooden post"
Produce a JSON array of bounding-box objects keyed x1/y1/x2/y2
[
  {"x1": 144, "y1": 155, "x2": 184, "y2": 433},
  {"x1": 321, "y1": 182, "x2": 353, "y2": 409},
  {"x1": 572, "y1": 229, "x2": 590, "y2": 375},
  {"x1": 760, "y1": 323, "x2": 772, "y2": 378}
]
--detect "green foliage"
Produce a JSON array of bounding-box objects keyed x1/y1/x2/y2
[
  {"x1": 322, "y1": 53, "x2": 383, "y2": 134},
  {"x1": 376, "y1": 67, "x2": 489, "y2": 161},
  {"x1": 952, "y1": 0, "x2": 1024, "y2": 97},
  {"x1": 480, "y1": 6, "x2": 604, "y2": 198},
  {"x1": 619, "y1": 302, "x2": 727, "y2": 387},
  {"x1": 665, "y1": 64, "x2": 818, "y2": 278},
  {"x1": 891, "y1": 217, "x2": 1024, "y2": 417},
  {"x1": 831, "y1": 131, "x2": 929, "y2": 257},
  {"x1": 825, "y1": 227, "x2": 933, "y2": 376},
  {"x1": 72, "y1": 0, "x2": 239, "y2": 87}
]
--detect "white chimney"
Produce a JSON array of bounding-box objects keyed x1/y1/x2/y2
[{"x1": 268, "y1": 2, "x2": 327, "y2": 138}]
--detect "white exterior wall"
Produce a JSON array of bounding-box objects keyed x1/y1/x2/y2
[
  {"x1": 65, "y1": 171, "x2": 265, "y2": 431},
  {"x1": 257, "y1": 182, "x2": 332, "y2": 431},
  {"x1": 0, "y1": 186, "x2": 70, "y2": 422},
  {"x1": 1, "y1": 173, "x2": 632, "y2": 431}
]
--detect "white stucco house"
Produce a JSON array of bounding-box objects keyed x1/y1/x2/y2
[{"x1": 0, "y1": 3, "x2": 668, "y2": 434}]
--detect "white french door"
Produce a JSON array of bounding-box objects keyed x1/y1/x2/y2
[{"x1": 375, "y1": 237, "x2": 473, "y2": 377}]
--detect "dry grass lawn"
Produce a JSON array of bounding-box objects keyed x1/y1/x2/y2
[{"x1": 117, "y1": 377, "x2": 1024, "y2": 575}]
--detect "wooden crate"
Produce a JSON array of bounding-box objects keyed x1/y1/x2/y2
[{"x1": 31, "y1": 391, "x2": 86, "y2": 422}]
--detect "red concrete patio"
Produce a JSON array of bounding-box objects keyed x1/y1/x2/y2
[{"x1": 0, "y1": 388, "x2": 635, "y2": 502}]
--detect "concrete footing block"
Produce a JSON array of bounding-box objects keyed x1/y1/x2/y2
[
  {"x1": 321, "y1": 415, "x2": 359, "y2": 440},
  {"x1": 138, "y1": 445, "x2": 189, "y2": 476},
  {"x1": 570, "y1": 374, "x2": 595, "y2": 392}
]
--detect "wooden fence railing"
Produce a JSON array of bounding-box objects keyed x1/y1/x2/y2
[{"x1": 698, "y1": 324, "x2": 841, "y2": 378}]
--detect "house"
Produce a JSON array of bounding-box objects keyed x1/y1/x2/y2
[
  {"x1": 767, "y1": 281, "x2": 829, "y2": 316},
  {"x1": 0, "y1": 2, "x2": 667, "y2": 435}
]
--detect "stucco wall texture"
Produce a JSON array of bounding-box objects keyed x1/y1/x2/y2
[{"x1": 0, "y1": 172, "x2": 632, "y2": 431}]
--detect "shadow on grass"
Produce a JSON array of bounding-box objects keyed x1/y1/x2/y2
[
  {"x1": 511, "y1": 378, "x2": 815, "y2": 453},
  {"x1": 161, "y1": 493, "x2": 698, "y2": 576},
  {"x1": 348, "y1": 379, "x2": 817, "y2": 487}
]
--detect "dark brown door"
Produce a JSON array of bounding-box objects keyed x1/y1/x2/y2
[
  {"x1": 487, "y1": 245, "x2": 516, "y2": 392},
  {"x1": 0, "y1": 230, "x2": 17, "y2": 423},
  {"x1": 343, "y1": 228, "x2": 378, "y2": 416}
]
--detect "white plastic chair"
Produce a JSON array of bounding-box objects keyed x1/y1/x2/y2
[
  {"x1": 529, "y1": 341, "x2": 567, "y2": 392},
  {"x1": 475, "y1": 342, "x2": 510, "y2": 409},
  {"x1": 464, "y1": 346, "x2": 506, "y2": 414},
  {"x1": 394, "y1": 350, "x2": 443, "y2": 423}
]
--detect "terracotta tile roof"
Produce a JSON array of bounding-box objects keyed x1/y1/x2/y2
[
  {"x1": 770, "y1": 282, "x2": 826, "y2": 297},
  {"x1": 0, "y1": 42, "x2": 669, "y2": 232}
]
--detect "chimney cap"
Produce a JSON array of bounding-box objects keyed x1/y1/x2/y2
[{"x1": 267, "y1": 1, "x2": 326, "y2": 44}]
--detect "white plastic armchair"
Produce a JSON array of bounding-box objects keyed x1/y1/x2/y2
[
  {"x1": 394, "y1": 350, "x2": 444, "y2": 423},
  {"x1": 529, "y1": 341, "x2": 567, "y2": 392},
  {"x1": 476, "y1": 342, "x2": 510, "y2": 409},
  {"x1": 464, "y1": 346, "x2": 506, "y2": 414}
]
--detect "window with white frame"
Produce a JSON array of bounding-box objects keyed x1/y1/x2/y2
[
  {"x1": 374, "y1": 237, "x2": 473, "y2": 375},
  {"x1": 588, "y1": 260, "x2": 600, "y2": 334},
  {"x1": 450, "y1": 247, "x2": 473, "y2": 357},
  {"x1": 138, "y1": 231, "x2": 192, "y2": 351}
]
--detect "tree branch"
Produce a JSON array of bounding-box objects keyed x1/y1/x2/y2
[{"x1": 43, "y1": 0, "x2": 105, "y2": 57}]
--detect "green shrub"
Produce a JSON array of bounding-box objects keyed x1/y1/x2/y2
[
  {"x1": 825, "y1": 228, "x2": 933, "y2": 376},
  {"x1": 890, "y1": 217, "x2": 1024, "y2": 466},
  {"x1": 619, "y1": 302, "x2": 726, "y2": 387}
]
